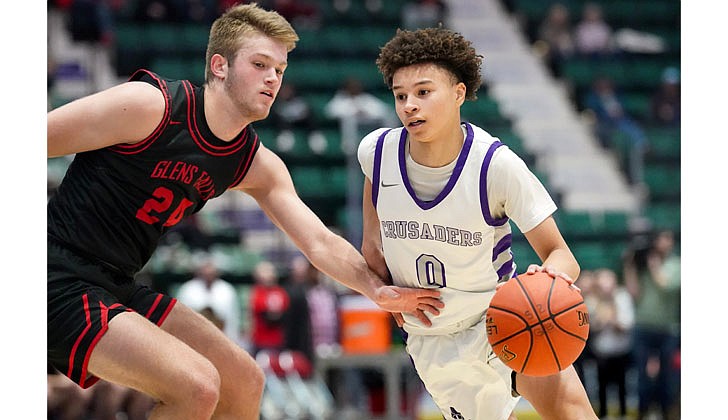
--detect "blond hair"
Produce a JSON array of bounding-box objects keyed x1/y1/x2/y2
[{"x1": 205, "y1": 2, "x2": 299, "y2": 83}]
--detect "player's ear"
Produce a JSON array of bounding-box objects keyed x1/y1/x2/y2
[
  {"x1": 210, "y1": 54, "x2": 228, "y2": 80},
  {"x1": 455, "y1": 82, "x2": 466, "y2": 106}
]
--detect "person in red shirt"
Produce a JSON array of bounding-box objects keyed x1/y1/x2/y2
[{"x1": 249, "y1": 260, "x2": 290, "y2": 356}]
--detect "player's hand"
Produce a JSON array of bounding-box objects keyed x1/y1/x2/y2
[
  {"x1": 391, "y1": 312, "x2": 405, "y2": 328},
  {"x1": 525, "y1": 264, "x2": 581, "y2": 292},
  {"x1": 372, "y1": 286, "x2": 443, "y2": 327}
]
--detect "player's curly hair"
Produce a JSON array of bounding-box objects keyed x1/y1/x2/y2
[{"x1": 376, "y1": 27, "x2": 483, "y2": 101}]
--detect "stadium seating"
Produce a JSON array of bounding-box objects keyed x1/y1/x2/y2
[
  {"x1": 509, "y1": 0, "x2": 680, "y2": 274},
  {"x1": 107, "y1": 0, "x2": 680, "y2": 279}
]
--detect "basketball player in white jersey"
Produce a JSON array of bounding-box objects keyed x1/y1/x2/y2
[{"x1": 357, "y1": 28, "x2": 598, "y2": 420}]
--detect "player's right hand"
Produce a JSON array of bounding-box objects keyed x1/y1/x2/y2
[
  {"x1": 526, "y1": 264, "x2": 581, "y2": 292},
  {"x1": 372, "y1": 285, "x2": 443, "y2": 327}
]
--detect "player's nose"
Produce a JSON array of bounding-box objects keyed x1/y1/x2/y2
[{"x1": 403, "y1": 100, "x2": 419, "y2": 113}]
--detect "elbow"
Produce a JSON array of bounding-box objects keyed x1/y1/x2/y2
[{"x1": 572, "y1": 257, "x2": 581, "y2": 281}]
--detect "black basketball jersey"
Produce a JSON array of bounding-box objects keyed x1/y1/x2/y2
[{"x1": 47, "y1": 69, "x2": 260, "y2": 276}]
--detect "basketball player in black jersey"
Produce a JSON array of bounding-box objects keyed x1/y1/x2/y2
[{"x1": 47, "y1": 4, "x2": 443, "y2": 419}]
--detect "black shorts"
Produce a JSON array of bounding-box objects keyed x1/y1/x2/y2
[{"x1": 48, "y1": 239, "x2": 177, "y2": 388}]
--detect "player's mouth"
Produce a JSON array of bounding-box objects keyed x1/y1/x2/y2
[
  {"x1": 407, "y1": 118, "x2": 425, "y2": 127},
  {"x1": 261, "y1": 90, "x2": 274, "y2": 99}
]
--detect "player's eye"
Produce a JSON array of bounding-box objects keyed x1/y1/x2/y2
[
  {"x1": 395, "y1": 93, "x2": 406, "y2": 101},
  {"x1": 418, "y1": 89, "x2": 430, "y2": 96}
]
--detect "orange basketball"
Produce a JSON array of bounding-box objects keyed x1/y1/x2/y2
[{"x1": 485, "y1": 271, "x2": 590, "y2": 377}]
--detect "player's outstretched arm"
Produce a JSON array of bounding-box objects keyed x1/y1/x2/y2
[
  {"x1": 47, "y1": 81, "x2": 165, "y2": 158},
  {"x1": 236, "y1": 146, "x2": 443, "y2": 321}
]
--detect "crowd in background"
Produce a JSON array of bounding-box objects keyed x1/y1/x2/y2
[
  {"x1": 575, "y1": 229, "x2": 680, "y2": 420},
  {"x1": 49, "y1": 227, "x2": 682, "y2": 420},
  {"x1": 47, "y1": 1, "x2": 680, "y2": 419}
]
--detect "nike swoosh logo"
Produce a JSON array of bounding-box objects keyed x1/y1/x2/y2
[{"x1": 380, "y1": 181, "x2": 399, "y2": 188}]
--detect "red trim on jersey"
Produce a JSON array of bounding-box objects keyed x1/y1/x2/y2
[
  {"x1": 78, "y1": 303, "x2": 129, "y2": 389},
  {"x1": 80, "y1": 318, "x2": 109, "y2": 389},
  {"x1": 182, "y1": 80, "x2": 249, "y2": 156},
  {"x1": 99, "y1": 303, "x2": 124, "y2": 329},
  {"x1": 69, "y1": 298, "x2": 128, "y2": 389},
  {"x1": 145, "y1": 294, "x2": 164, "y2": 318},
  {"x1": 111, "y1": 69, "x2": 172, "y2": 155},
  {"x1": 67, "y1": 294, "x2": 92, "y2": 382},
  {"x1": 100, "y1": 301, "x2": 109, "y2": 329},
  {"x1": 229, "y1": 132, "x2": 260, "y2": 188},
  {"x1": 156, "y1": 298, "x2": 178, "y2": 326}
]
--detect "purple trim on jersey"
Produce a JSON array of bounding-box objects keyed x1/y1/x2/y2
[
  {"x1": 496, "y1": 255, "x2": 515, "y2": 279},
  {"x1": 399, "y1": 123, "x2": 474, "y2": 210},
  {"x1": 493, "y1": 234, "x2": 515, "y2": 281},
  {"x1": 371, "y1": 129, "x2": 391, "y2": 207},
  {"x1": 480, "y1": 140, "x2": 509, "y2": 226},
  {"x1": 492, "y1": 234, "x2": 512, "y2": 262}
]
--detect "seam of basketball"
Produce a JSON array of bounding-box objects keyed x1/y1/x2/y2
[
  {"x1": 550, "y1": 300, "x2": 589, "y2": 343},
  {"x1": 514, "y1": 274, "x2": 547, "y2": 372},
  {"x1": 544, "y1": 278, "x2": 562, "y2": 372},
  {"x1": 487, "y1": 305, "x2": 532, "y2": 346}
]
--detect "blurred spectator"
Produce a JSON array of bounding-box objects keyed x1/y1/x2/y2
[
  {"x1": 182, "y1": 0, "x2": 219, "y2": 23},
  {"x1": 59, "y1": 0, "x2": 118, "y2": 92},
  {"x1": 134, "y1": 0, "x2": 183, "y2": 22},
  {"x1": 271, "y1": 82, "x2": 316, "y2": 131},
  {"x1": 401, "y1": 0, "x2": 449, "y2": 30},
  {"x1": 651, "y1": 67, "x2": 681, "y2": 126},
  {"x1": 249, "y1": 260, "x2": 290, "y2": 356},
  {"x1": 585, "y1": 75, "x2": 648, "y2": 184},
  {"x1": 67, "y1": 0, "x2": 114, "y2": 45},
  {"x1": 624, "y1": 230, "x2": 681, "y2": 420},
  {"x1": 324, "y1": 77, "x2": 395, "y2": 129},
  {"x1": 574, "y1": 2, "x2": 615, "y2": 58},
  {"x1": 269, "y1": 81, "x2": 325, "y2": 153},
  {"x1": 283, "y1": 255, "x2": 315, "y2": 361},
  {"x1": 216, "y1": 0, "x2": 239, "y2": 14},
  {"x1": 536, "y1": 3, "x2": 575, "y2": 76},
  {"x1": 48, "y1": 365, "x2": 93, "y2": 420},
  {"x1": 175, "y1": 257, "x2": 242, "y2": 343},
  {"x1": 590, "y1": 268, "x2": 635, "y2": 419},
  {"x1": 161, "y1": 212, "x2": 213, "y2": 250},
  {"x1": 572, "y1": 269, "x2": 597, "y2": 384},
  {"x1": 48, "y1": 364, "x2": 154, "y2": 420},
  {"x1": 306, "y1": 264, "x2": 341, "y2": 358},
  {"x1": 90, "y1": 381, "x2": 155, "y2": 420},
  {"x1": 271, "y1": 0, "x2": 321, "y2": 29}
]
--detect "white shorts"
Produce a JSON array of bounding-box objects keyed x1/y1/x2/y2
[{"x1": 406, "y1": 313, "x2": 520, "y2": 420}]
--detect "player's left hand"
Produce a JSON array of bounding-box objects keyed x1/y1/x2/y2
[
  {"x1": 372, "y1": 286, "x2": 443, "y2": 327},
  {"x1": 525, "y1": 264, "x2": 581, "y2": 292}
]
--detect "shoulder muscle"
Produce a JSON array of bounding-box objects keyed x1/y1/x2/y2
[{"x1": 47, "y1": 81, "x2": 166, "y2": 157}]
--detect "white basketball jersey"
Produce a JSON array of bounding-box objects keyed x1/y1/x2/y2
[{"x1": 363, "y1": 123, "x2": 556, "y2": 335}]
